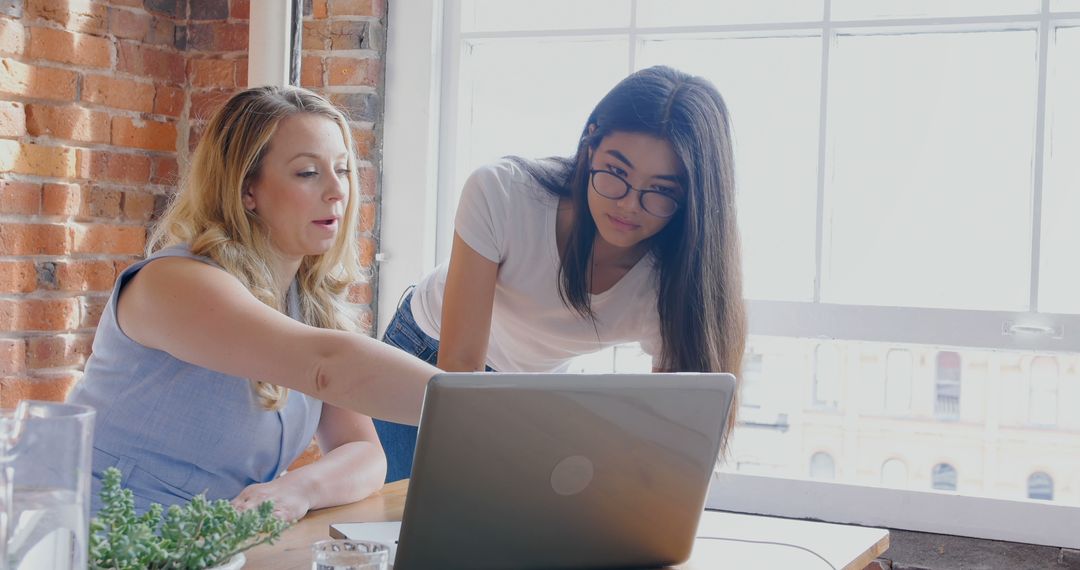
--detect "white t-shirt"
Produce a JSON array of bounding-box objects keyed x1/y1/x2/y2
[{"x1": 410, "y1": 159, "x2": 662, "y2": 372}]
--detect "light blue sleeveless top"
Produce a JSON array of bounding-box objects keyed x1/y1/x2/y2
[{"x1": 67, "y1": 245, "x2": 323, "y2": 514}]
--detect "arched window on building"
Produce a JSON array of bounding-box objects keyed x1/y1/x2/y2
[
  {"x1": 931, "y1": 463, "x2": 958, "y2": 491},
  {"x1": 1028, "y1": 356, "x2": 1059, "y2": 426},
  {"x1": 813, "y1": 344, "x2": 840, "y2": 408},
  {"x1": 881, "y1": 458, "x2": 909, "y2": 488},
  {"x1": 1027, "y1": 472, "x2": 1054, "y2": 501},
  {"x1": 884, "y1": 349, "x2": 913, "y2": 413},
  {"x1": 934, "y1": 352, "x2": 961, "y2": 418},
  {"x1": 810, "y1": 452, "x2": 836, "y2": 481}
]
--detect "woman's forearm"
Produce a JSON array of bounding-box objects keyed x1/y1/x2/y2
[{"x1": 277, "y1": 441, "x2": 386, "y2": 511}]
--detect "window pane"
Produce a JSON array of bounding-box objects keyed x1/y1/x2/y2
[
  {"x1": 460, "y1": 0, "x2": 630, "y2": 32},
  {"x1": 832, "y1": 0, "x2": 1039, "y2": 19},
  {"x1": 822, "y1": 31, "x2": 1038, "y2": 310},
  {"x1": 1051, "y1": 0, "x2": 1080, "y2": 10},
  {"x1": 1027, "y1": 472, "x2": 1054, "y2": 501},
  {"x1": 452, "y1": 38, "x2": 629, "y2": 207},
  {"x1": 810, "y1": 452, "x2": 836, "y2": 480},
  {"x1": 1038, "y1": 26, "x2": 1080, "y2": 314},
  {"x1": 935, "y1": 351, "x2": 962, "y2": 418},
  {"x1": 637, "y1": 0, "x2": 823, "y2": 27},
  {"x1": 721, "y1": 337, "x2": 1079, "y2": 503},
  {"x1": 638, "y1": 36, "x2": 821, "y2": 301},
  {"x1": 932, "y1": 463, "x2": 958, "y2": 491}
]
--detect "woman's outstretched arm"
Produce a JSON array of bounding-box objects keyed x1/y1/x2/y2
[{"x1": 117, "y1": 256, "x2": 439, "y2": 425}]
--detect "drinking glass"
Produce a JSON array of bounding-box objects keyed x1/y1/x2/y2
[
  {"x1": 311, "y1": 539, "x2": 390, "y2": 570},
  {"x1": 0, "y1": 401, "x2": 95, "y2": 570}
]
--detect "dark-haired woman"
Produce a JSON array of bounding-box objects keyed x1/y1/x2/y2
[{"x1": 375, "y1": 65, "x2": 747, "y2": 481}]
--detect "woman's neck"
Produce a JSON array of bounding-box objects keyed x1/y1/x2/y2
[{"x1": 268, "y1": 252, "x2": 302, "y2": 296}]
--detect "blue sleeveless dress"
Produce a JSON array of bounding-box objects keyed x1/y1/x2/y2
[{"x1": 67, "y1": 245, "x2": 323, "y2": 514}]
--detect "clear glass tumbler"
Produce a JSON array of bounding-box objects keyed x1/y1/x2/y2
[
  {"x1": 311, "y1": 538, "x2": 390, "y2": 570},
  {"x1": 0, "y1": 400, "x2": 95, "y2": 570}
]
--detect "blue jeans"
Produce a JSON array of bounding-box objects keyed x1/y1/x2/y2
[{"x1": 376, "y1": 290, "x2": 495, "y2": 482}]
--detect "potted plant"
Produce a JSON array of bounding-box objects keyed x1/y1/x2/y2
[{"x1": 89, "y1": 467, "x2": 290, "y2": 570}]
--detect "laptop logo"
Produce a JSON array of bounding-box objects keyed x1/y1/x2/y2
[{"x1": 550, "y1": 455, "x2": 594, "y2": 496}]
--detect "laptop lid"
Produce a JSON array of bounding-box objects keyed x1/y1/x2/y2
[{"x1": 393, "y1": 372, "x2": 736, "y2": 570}]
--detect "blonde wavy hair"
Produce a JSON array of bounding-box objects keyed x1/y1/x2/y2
[{"x1": 150, "y1": 85, "x2": 364, "y2": 410}]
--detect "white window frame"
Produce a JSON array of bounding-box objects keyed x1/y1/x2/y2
[{"x1": 383, "y1": 0, "x2": 1080, "y2": 548}]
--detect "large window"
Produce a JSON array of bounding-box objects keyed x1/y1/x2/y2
[{"x1": 383, "y1": 0, "x2": 1080, "y2": 547}]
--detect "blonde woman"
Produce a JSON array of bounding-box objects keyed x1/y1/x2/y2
[{"x1": 67, "y1": 86, "x2": 438, "y2": 520}]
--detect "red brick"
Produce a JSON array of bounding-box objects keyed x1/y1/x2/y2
[
  {"x1": 150, "y1": 156, "x2": 178, "y2": 185},
  {"x1": 109, "y1": 0, "x2": 143, "y2": 7},
  {"x1": 117, "y1": 42, "x2": 185, "y2": 83},
  {"x1": 0, "y1": 223, "x2": 70, "y2": 255},
  {"x1": 153, "y1": 84, "x2": 184, "y2": 117},
  {"x1": 351, "y1": 127, "x2": 374, "y2": 159},
  {"x1": 25, "y1": 104, "x2": 111, "y2": 144},
  {"x1": 329, "y1": 0, "x2": 374, "y2": 17},
  {"x1": 54, "y1": 260, "x2": 116, "y2": 292},
  {"x1": 347, "y1": 281, "x2": 371, "y2": 304},
  {"x1": 0, "y1": 58, "x2": 78, "y2": 101},
  {"x1": 111, "y1": 116, "x2": 177, "y2": 152},
  {"x1": 27, "y1": 0, "x2": 108, "y2": 35},
  {"x1": 311, "y1": 0, "x2": 328, "y2": 18},
  {"x1": 235, "y1": 58, "x2": 248, "y2": 88},
  {"x1": 302, "y1": 21, "x2": 330, "y2": 50},
  {"x1": 82, "y1": 75, "x2": 155, "y2": 113},
  {"x1": 0, "y1": 261, "x2": 36, "y2": 294},
  {"x1": 359, "y1": 165, "x2": 377, "y2": 197},
  {"x1": 109, "y1": 8, "x2": 151, "y2": 41},
  {"x1": 0, "y1": 101, "x2": 24, "y2": 137},
  {"x1": 0, "y1": 338, "x2": 25, "y2": 375},
  {"x1": 26, "y1": 334, "x2": 93, "y2": 369},
  {"x1": 0, "y1": 17, "x2": 24, "y2": 56},
  {"x1": 359, "y1": 201, "x2": 376, "y2": 233},
  {"x1": 359, "y1": 236, "x2": 376, "y2": 267},
  {"x1": 145, "y1": 17, "x2": 176, "y2": 49},
  {"x1": 231, "y1": 0, "x2": 250, "y2": 19},
  {"x1": 300, "y1": 56, "x2": 323, "y2": 87},
  {"x1": 188, "y1": 22, "x2": 248, "y2": 52},
  {"x1": 0, "y1": 297, "x2": 80, "y2": 332},
  {"x1": 78, "y1": 150, "x2": 153, "y2": 184},
  {"x1": 189, "y1": 89, "x2": 230, "y2": 120},
  {"x1": 187, "y1": 124, "x2": 204, "y2": 151},
  {"x1": 327, "y1": 57, "x2": 377, "y2": 87},
  {"x1": 41, "y1": 183, "x2": 79, "y2": 216},
  {"x1": 0, "y1": 140, "x2": 79, "y2": 178},
  {"x1": 189, "y1": 57, "x2": 236, "y2": 88},
  {"x1": 122, "y1": 190, "x2": 155, "y2": 221},
  {"x1": 0, "y1": 373, "x2": 80, "y2": 407},
  {"x1": 0, "y1": 180, "x2": 40, "y2": 215},
  {"x1": 71, "y1": 223, "x2": 145, "y2": 254},
  {"x1": 27, "y1": 27, "x2": 112, "y2": 69},
  {"x1": 79, "y1": 295, "x2": 107, "y2": 328}
]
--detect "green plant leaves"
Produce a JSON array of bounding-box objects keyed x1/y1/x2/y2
[{"x1": 89, "y1": 467, "x2": 291, "y2": 570}]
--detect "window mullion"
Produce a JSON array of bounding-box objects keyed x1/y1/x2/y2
[
  {"x1": 1028, "y1": 0, "x2": 1053, "y2": 312},
  {"x1": 813, "y1": 0, "x2": 833, "y2": 303}
]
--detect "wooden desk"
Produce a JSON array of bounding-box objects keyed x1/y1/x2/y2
[{"x1": 245, "y1": 480, "x2": 888, "y2": 569}]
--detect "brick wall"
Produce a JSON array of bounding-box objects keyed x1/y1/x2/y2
[{"x1": 0, "y1": 0, "x2": 387, "y2": 426}]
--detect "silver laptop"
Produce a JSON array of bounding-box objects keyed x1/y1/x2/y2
[{"x1": 333, "y1": 372, "x2": 736, "y2": 569}]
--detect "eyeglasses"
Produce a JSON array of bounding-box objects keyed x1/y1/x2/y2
[{"x1": 589, "y1": 169, "x2": 681, "y2": 218}]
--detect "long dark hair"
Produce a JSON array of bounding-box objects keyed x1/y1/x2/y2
[{"x1": 515, "y1": 65, "x2": 747, "y2": 434}]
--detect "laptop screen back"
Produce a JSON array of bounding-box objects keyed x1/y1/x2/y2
[{"x1": 393, "y1": 372, "x2": 736, "y2": 570}]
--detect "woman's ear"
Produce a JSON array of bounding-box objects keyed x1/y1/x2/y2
[{"x1": 242, "y1": 183, "x2": 256, "y2": 211}]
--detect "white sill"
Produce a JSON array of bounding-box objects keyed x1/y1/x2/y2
[{"x1": 706, "y1": 473, "x2": 1080, "y2": 549}]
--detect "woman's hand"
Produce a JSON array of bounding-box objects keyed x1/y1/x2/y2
[{"x1": 231, "y1": 478, "x2": 312, "y2": 522}]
